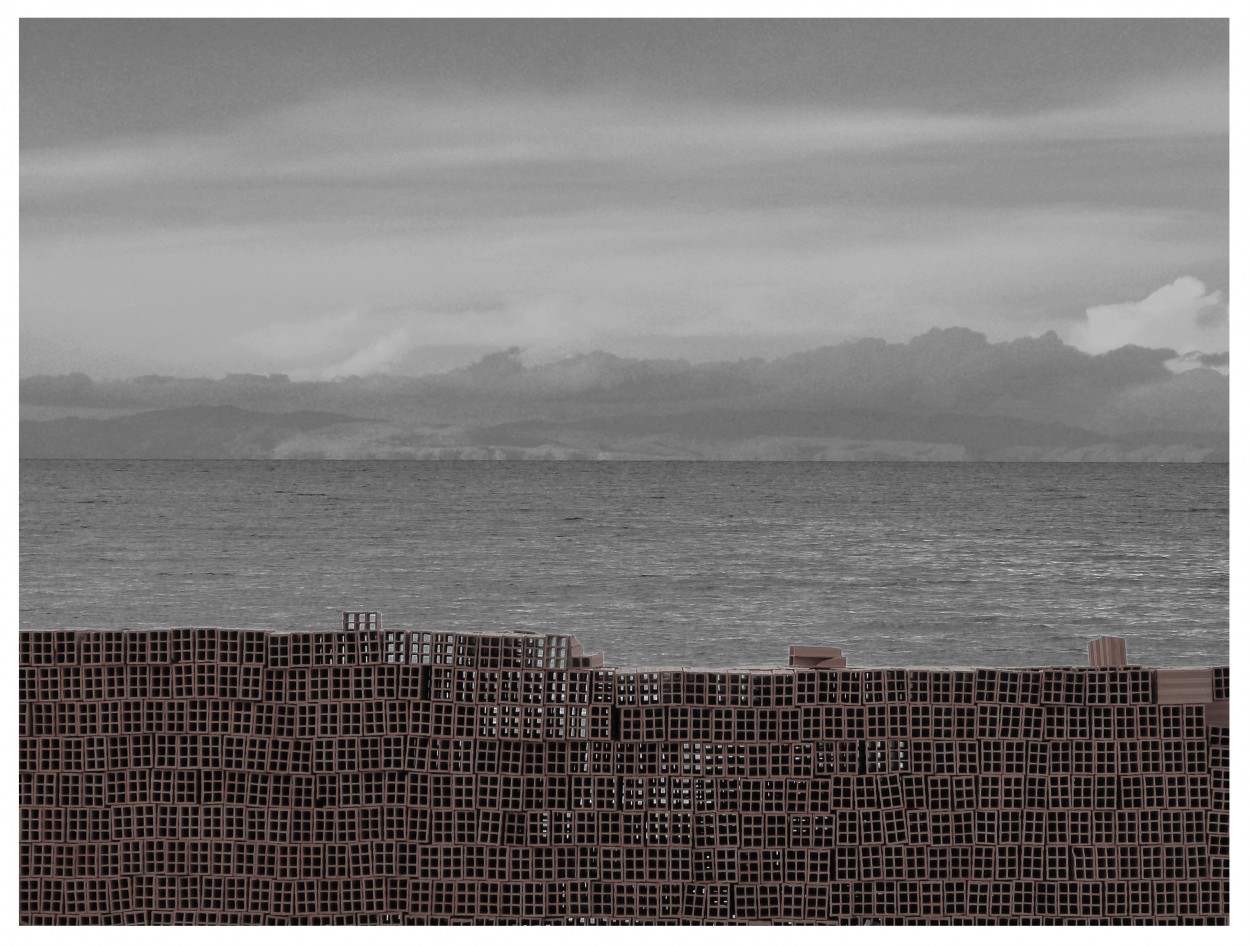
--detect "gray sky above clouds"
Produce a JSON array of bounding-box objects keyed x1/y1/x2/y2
[{"x1": 20, "y1": 19, "x2": 1228, "y2": 379}]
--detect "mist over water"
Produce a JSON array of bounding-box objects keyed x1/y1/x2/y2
[{"x1": 20, "y1": 461, "x2": 1227, "y2": 670}]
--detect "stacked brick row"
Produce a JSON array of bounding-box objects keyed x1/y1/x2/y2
[{"x1": 18, "y1": 622, "x2": 1230, "y2": 925}]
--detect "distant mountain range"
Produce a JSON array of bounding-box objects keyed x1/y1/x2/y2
[
  {"x1": 19, "y1": 403, "x2": 1226, "y2": 461},
  {"x1": 20, "y1": 328, "x2": 1228, "y2": 461},
  {"x1": 20, "y1": 405, "x2": 366, "y2": 460}
]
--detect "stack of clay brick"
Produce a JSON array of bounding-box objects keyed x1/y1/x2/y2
[{"x1": 17, "y1": 619, "x2": 1229, "y2": 925}]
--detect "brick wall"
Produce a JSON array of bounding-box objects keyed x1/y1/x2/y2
[{"x1": 18, "y1": 627, "x2": 1230, "y2": 925}]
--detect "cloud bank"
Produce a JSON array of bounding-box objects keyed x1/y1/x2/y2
[{"x1": 21, "y1": 327, "x2": 1227, "y2": 443}]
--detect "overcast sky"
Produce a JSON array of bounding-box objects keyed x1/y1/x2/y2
[{"x1": 20, "y1": 19, "x2": 1228, "y2": 379}]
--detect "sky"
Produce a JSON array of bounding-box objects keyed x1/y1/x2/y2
[{"x1": 20, "y1": 18, "x2": 1229, "y2": 380}]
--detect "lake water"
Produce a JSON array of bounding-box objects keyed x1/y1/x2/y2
[{"x1": 19, "y1": 461, "x2": 1228, "y2": 670}]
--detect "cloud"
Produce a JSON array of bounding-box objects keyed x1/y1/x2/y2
[
  {"x1": 21, "y1": 66, "x2": 1228, "y2": 211},
  {"x1": 1200, "y1": 351, "x2": 1229, "y2": 368},
  {"x1": 1066, "y1": 277, "x2": 1227, "y2": 356},
  {"x1": 311, "y1": 326, "x2": 422, "y2": 380},
  {"x1": 20, "y1": 71, "x2": 1227, "y2": 379},
  {"x1": 21, "y1": 201, "x2": 1226, "y2": 381},
  {"x1": 1165, "y1": 349, "x2": 1229, "y2": 375},
  {"x1": 240, "y1": 309, "x2": 367, "y2": 365},
  {"x1": 1047, "y1": 68, "x2": 1228, "y2": 141},
  {"x1": 22, "y1": 327, "x2": 1226, "y2": 441},
  {"x1": 1096, "y1": 364, "x2": 1229, "y2": 434},
  {"x1": 19, "y1": 85, "x2": 1212, "y2": 202},
  {"x1": 243, "y1": 309, "x2": 462, "y2": 381}
]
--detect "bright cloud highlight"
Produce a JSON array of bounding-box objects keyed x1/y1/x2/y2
[{"x1": 1066, "y1": 277, "x2": 1227, "y2": 357}]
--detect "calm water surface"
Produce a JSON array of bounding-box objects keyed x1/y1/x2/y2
[{"x1": 19, "y1": 461, "x2": 1228, "y2": 669}]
